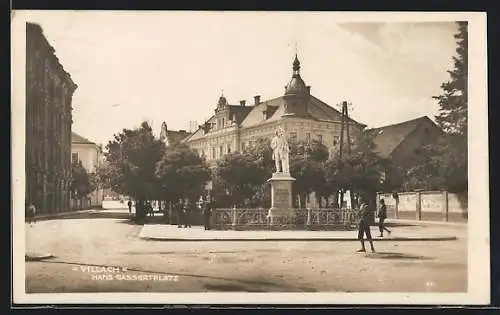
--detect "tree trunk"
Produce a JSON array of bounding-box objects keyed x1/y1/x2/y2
[
  {"x1": 135, "y1": 198, "x2": 146, "y2": 224},
  {"x1": 339, "y1": 189, "x2": 345, "y2": 208}
]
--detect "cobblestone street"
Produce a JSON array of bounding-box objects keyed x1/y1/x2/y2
[{"x1": 24, "y1": 210, "x2": 467, "y2": 293}]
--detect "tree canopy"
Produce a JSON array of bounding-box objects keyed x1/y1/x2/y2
[
  {"x1": 71, "y1": 160, "x2": 95, "y2": 199},
  {"x1": 103, "y1": 121, "x2": 165, "y2": 200},
  {"x1": 155, "y1": 143, "x2": 211, "y2": 202},
  {"x1": 433, "y1": 21, "x2": 468, "y2": 137}
]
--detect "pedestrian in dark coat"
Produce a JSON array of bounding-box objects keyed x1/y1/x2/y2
[
  {"x1": 378, "y1": 199, "x2": 391, "y2": 237},
  {"x1": 356, "y1": 198, "x2": 375, "y2": 253},
  {"x1": 203, "y1": 200, "x2": 213, "y2": 230},
  {"x1": 127, "y1": 200, "x2": 132, "y2": 214},
  {"x1": 26, "y1": 200, "x2": 37, "y2": 225}
]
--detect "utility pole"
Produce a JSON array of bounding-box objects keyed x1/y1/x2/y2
[
  {"x1": 338, "y1": 100, "x2": 354, "y2": 208},
  {"x1": 339, "y1": 100, "x2": 352, "y2": 159}
]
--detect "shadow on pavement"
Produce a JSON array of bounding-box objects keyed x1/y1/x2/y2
[
  {"x1": 35, "y1": 211, "x2": 133, "y2": 221},
  {"x1": 203, "y1": 283, "x2": 266, "y2": 292},
  {"x1": 365, "y1": 252, "x2": 432, "y2": 260}
]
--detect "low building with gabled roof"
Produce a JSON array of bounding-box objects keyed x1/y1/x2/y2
[
  {"x1": 365, "y1": 115, "x2": 444, "y2": 188},
  {"x1": 366, "y1": 116, "x2": 444, "y2": 169},
  {"x1": 71, "y1": 132, "x2": 104, "y2": 208}
]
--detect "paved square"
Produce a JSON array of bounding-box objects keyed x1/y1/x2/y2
[{"x1": 24, "y1": 211, "x2": 467, "y2": 293}]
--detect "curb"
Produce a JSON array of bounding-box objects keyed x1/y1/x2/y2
[
  {"x1": 383, "y1": 219, "x2": 467, "y2": 227},
  {"x1": 139, "y1": 236, "x2": 458, "y2": 242},
  {"x1": 25, "y1": 253, "x2": 54, "y2": 261}
]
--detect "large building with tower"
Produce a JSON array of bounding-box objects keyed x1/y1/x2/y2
[
  {"x1": 182, "y1": 55, "x2": 366, "y2": 165},
  {"x1": 25, "y1": 22, "x2": 77, "y2": 214}
]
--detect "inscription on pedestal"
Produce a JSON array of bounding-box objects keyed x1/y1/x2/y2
[{"x1": 274, "y1": 188, "x2": 289, "y2": 207}]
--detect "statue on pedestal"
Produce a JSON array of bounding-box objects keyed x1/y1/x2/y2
[{"x1": 270, "y1": 127, "x2": 290, "y2": 174}]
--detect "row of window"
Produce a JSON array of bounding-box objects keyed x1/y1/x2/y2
[
  {"x1": 194, "y1": 143, "x2": 233, "y2": 161},
  {"x1": 192, "y1": 132, "x2": 357, "y2": 161},
  {"x1": 288, "y1": 132, "x2": 355, "y2": 147}
]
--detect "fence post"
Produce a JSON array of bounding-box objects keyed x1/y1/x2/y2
[
  {"x1": 416, "y1": 191, "x2": 422, "y2": 221},
  {"x1": 232, "y1": 207, "x2": 237, "y2": 230},
  {"x1": 306, "y1": 208, "x2": 311, "y2": 228},
  {"x1": 443, "y1": 191, "x2": 449, "y2": 222},
  {"x1": 395, "y1": 194, "x2": 399, "y2": 219}
]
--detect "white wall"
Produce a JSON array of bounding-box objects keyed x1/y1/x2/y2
[
  {"x1": 72, "y1": 143, "x2": 101, "y2": 172},
  {"x1": 71, "y1": 142, "x2": 104, "y2": 208}
]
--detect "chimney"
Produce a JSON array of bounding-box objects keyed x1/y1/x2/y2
[
  {"x1": 254, "y1": 95, "x2": 261, "y2": 105},
  {"x1": 306, "y1": 86, "x2": 311, "y2": 94},
  {"x1": 240, "y1": 100, "x2": 246, "y2": 106}
]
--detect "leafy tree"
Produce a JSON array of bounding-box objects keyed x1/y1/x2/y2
[
  {"x1": 402, "y1": 136, "x2": 467, "y2": 192},
  {"x1": 71, "y1": 161, "x2": 95, "y2": 201},
  {"x1": 433, "y1": 21, "x2": 468, "y2": 137},
  {"x1": 289, "y1": 140, "x2": 329, "y2": 208},
  {"x1": 215, "y1": 152, "x2": 268, "y2": 207},
  {"x1": 324, "y1": 135, "x2": 387, "y2": 208},
  {"x1": 93, "y1": 161, "x2": 114, "y2": 190},
  {"x1": 243, "y1": 137, "x2": 275, "y2": 174},
  {"x1": 155, "y1": 143, "x2": 210, "y2": 204},
  {"x1": 103, "y1": 121, "x2": 165, "y2": 221}
]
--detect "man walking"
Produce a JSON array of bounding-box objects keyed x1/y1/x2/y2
[
  {"x1": 378, "y1": 198, "x2": 391, "y2": 237},
  {"x1": 356, "y1": 197, "x2": 375, "y2": 253},
  {"x1": 127, "y1": 199, "x2": 132, "y2": 214},
  {"x1": 176, "y1": 199, "x2": 184, "y2": 228}
]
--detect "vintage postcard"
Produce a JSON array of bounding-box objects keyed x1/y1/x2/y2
[{"x1": 11, "y1": 11, "x2": 489, "y2": 305}]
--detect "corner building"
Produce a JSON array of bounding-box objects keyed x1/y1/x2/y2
[
  {"x1": 26, "y1": 22, "x2": 77, "y2": 214},
  {"x1": 183, "y1": 55, "x2": 366, "y2": 166}
]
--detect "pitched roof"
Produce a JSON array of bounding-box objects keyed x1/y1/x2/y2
[
  {"x1": 239, "y1": 94, "x2": 365, "y2": 128},
  {"x1": 184, "y1": 94, "x2": 366, "y2": 142},
  {"x1": 71, "y1": 132, "x2": 95, "y2": 144},
  {"x1": 166, "y1": 130, "x2": 192, "y2": 146},
  {"x1": 365, "y1": 116, "x2": 437, "y2": 157}
]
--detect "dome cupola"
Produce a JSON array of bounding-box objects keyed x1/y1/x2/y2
[{"x1": 285, "y1": 54, "x2": 308, "y2": 96}]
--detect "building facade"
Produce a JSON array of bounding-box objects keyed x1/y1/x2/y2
[
  {"x1": 183, "y1": 55, "x2": 366, "y2": 165},
  {"x1": 26, "y1": 22, "x2": 77, "y2": 214},
  {"x1": 71, "y1": 132, "x2": 104, "y2": 208}
]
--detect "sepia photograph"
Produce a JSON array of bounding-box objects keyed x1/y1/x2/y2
[{"x1": 11, "y1": 11, "x2": 489, "y2": 305}]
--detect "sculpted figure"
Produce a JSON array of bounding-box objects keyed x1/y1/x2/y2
[
  {"x1": 160, "y1": 122, "x2": 169, "y2": 146},
  {"x1": 270, "y1": 127, "x2": 290, "y2": 174}
]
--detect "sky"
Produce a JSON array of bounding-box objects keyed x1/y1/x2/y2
[{"x1": 20, "y1": 11, "x2": 459, "y2": 146}]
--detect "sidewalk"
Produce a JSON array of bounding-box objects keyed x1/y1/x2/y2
[{"x1": 139, "y1": 224, "x2": 462, "y2": 242}]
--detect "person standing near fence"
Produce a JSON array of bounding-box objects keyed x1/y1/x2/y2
[
  {"x1": 378, "y1": 198, "x2": 391, "y2": 237},
  {"x1": 356, "y1": 197, "x2": 375, "y2": 253},
  {"x1": 203, "y1": 198, "x2": 214, "y2": 230},
  {"x1": 26, "y1": 200, "x2": 37, "y2": 225}
]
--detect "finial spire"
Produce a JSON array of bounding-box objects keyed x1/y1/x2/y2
[{"x1": 292, "y1": 53, "x2": 301, "y2": 74}]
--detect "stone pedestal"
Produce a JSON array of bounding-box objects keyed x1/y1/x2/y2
[{"x1": 267, "y1": 172, "x2": 296, "y2": 227}]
